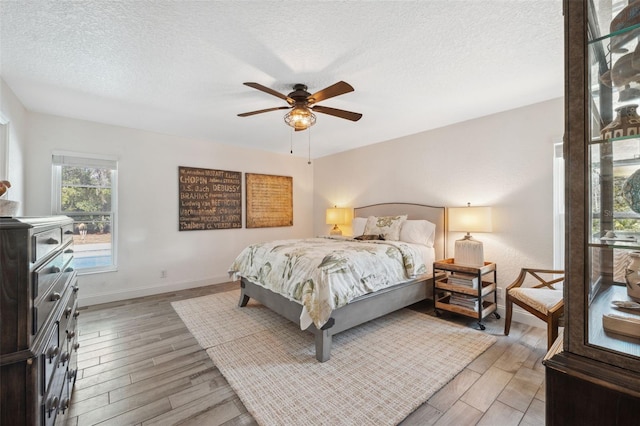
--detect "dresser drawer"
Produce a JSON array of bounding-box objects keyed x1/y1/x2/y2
[
  {"x1": 67, "y1": 300, "x2": 80, "y2": 380},
  {"x1": 57, "y1": 369, "x2": 72, "y2": 421},
  {"x1": 40, "y1": 323, "x2": 60, "y2": 397},
  {"x1": 33, "y1": 274, "x2": 69, "y2": 336},
  {"x1": 32, "y1": 227, "x2": 63, "y2": 264},
  {"x1": 43, "y1": 332, "x2": 70, "y2": 426},
  {"x1": 42, "y1": 366, "x2": 65, "y2": 426},
  {"x1": 58, "y1": 294, "x2": 77, "y2": 347},
  {"x1": 62, "y1": 244, "x2": 74, "y2": 270},
  {"x1": 33, "y1": 251, "x2": 65, "y2": 302},
  {"x1": 62, "y1": 224, "x2": 74, "y2": 244},
  {"x1": 41, "y1": 366, "x2": 73, "y2": 426},
  {"x1": 61, "y1": 307, "x2": 78, "y2": 362},
  {"x1": 59, "y1": 304, "x2": 76, "y2": 370}
]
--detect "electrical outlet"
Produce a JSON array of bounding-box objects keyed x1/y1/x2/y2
[{"x1": 161, "y1": 270, "x2": 167, "y2": 279}]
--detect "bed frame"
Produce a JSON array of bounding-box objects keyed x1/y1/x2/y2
[{"x1": 238, "y1": 203, "x2": 446, "y2": 362}]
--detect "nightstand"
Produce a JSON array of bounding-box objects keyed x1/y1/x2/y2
[{"x1": 433, "y1": 258, "x2": 499, "y2": 330}]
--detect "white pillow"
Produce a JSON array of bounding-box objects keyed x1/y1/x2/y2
[
  {"x1": 400, "y1": 219, "x2": 437, "y2": 247},
  {"x1": 351, "y1": 217, "x2": 367, "y2": 236},
  {"x1": 363, "y1": 215, "x2": 407, "y2": 241}
]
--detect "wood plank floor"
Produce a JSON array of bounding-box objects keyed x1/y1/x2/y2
[{"x1": 64, "y1": 282, "x2": 548, "y2": 425}]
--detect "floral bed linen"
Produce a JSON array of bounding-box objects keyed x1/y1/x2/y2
[{"x1": 228, "y1": 237, "x2": 429, "y2": 329}]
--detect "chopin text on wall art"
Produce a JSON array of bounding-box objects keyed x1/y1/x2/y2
[{"x1": 178, "y1": 166, "x2": 242, "y2": 231}]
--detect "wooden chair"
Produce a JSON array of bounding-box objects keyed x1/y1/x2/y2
[{"x1": 504, "y1": 268, "x2": 565, "y2": 349}]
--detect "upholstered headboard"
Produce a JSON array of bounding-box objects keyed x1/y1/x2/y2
[{"x1": 354, "y1": 203, "x2": 446, "y2": 261}]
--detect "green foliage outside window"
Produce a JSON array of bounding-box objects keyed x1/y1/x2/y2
[
  {"x1": 591, "y1": 174, "x2": 640, "y2": 234},
  {"x1": 614, "y1": 175, "x2": 640, "y2": 232},
  {"x1": 60, "y1": 166, "x2": 112, "y2": 234},
  {"x1": 61, "y1": 166, "x2": 111, "y2": 212}
]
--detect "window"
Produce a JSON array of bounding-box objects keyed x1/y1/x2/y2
[
  {"x1": 52, "y1": 152, "x2": 118, "y2": 273},
  {"x1": 553, "y1": 141, "x2": 565, "y2": 270}
]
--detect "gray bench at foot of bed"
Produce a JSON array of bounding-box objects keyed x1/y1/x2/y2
[{"x1": 238, "y1": 276, "x2": 433, "y2": 362}]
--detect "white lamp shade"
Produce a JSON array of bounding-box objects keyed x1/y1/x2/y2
[
  {"x1": 448, "y1": 206, "x2": 492, "y2": 233},
  {"x1": 326, "y1": 207, "x2": 350, "y2": 225}
]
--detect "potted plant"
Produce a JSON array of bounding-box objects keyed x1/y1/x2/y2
[{"x1": 0, "y1": 180, "x2": 19, "y2": 217}]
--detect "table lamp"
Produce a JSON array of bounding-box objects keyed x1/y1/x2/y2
[
  {"x1": 448, "y1": 203, "x2": 493, "y2": 266},
  {"x1": 326, "y1": 206, "x2": 350, "y2": 236}
]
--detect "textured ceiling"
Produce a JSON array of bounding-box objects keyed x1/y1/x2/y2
[{"x1": 0, "y1": 0, "x2": 564, "y2": 159}]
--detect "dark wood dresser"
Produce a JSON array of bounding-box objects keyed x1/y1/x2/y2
[{"x1": 0, "y1": 216, "x2": 79, "y2": 425}]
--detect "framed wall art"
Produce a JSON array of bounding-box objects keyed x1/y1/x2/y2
[
  {"x1": 178, "y1": 166, "x2": 241, "y2": 231},
  {"x1": 246, "y1": 173, "x2": 293, "y2": 228}
]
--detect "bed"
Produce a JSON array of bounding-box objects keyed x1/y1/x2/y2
[{"x1": 228, "y1": 203, "x2": 446, "y2": 362}]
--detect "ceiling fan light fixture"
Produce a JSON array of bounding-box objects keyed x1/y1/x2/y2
[
  {"x1": 284, "y1": 106, "x2": 316, "y2": 131},
  {"x1": 239, "y1": 81, "x2": 361, "y2": 129}
]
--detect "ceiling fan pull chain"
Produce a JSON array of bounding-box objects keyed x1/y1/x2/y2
[
  {"x1": 290, "y1": 128, "x2": 293, "y2": 154},
  {"x1": 308, "y1": 127, "x2": 312, "y2": 165}
]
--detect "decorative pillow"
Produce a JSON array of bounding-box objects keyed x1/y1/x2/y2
[
  {"x1": 363, "y1": 215, "x2": 407, "y2": 241},
  {"x1": 354, "y1": 234, "x2": 385, "y2": 240},
  {"x1": 400, "y1": 220, "x2": 437, "y2": 247},
  {"x1": 351, "y1": 217, "x2": 367, "y2": 236}
]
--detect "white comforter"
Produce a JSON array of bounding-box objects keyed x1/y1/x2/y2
[{"x1": 228, "y1": 237, "x2": 429, "y2": 329}]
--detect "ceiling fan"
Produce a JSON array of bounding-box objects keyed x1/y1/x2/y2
[{"x1": 238, "y1": 81, "x2": 363, "y2": 131}]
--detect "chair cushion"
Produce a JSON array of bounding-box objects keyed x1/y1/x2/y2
[{"x1": 509, "y1": 288, "x2": 563, "y2": 315}]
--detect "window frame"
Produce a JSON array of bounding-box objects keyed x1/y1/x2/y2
[
  {"x1": 52, "y1": 151, "x2": 118, "y2": 274},
  {"x1": 553, "y1": 141, "x2": 565, "y2": 270}
]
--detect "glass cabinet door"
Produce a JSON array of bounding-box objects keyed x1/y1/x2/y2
[
  {"x1": 587, "y1": 0, "x2": 640, "y2": 361},
  {"x1": 543, "y1": 3, "x2": 640, "y2": 420}
]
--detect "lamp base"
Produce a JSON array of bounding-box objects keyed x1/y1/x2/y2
[
  {"x1": 330, "y1": 225, "x2": 342, "y2": 236},
  {"x1": 454, "y1": 237, "x2": 484, "y2": 267}
]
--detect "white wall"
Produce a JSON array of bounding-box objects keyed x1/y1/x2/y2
[
  {"x1": 314, "y1": 98, "x2": 564, "y2": 320},
  {"x1": 12, "y1": 93, "x2": 564, "y2": 325},
  {"x1": 0, "y1": 79, "x2": 27, "y2": 213},
  {"x1": 25, "y1": 112, "x2": 314, "y2": 306}
]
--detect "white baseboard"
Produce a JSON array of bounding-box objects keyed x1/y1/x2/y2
[{"x1": 78, "y1": 275, "x2": 233, "y2": 307}]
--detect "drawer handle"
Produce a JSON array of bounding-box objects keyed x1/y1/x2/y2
[
  {"x1": 64, "y1": 248, "x2": 74, "y2": 253},
  {"x1": 73, "y1": 342, "x2": 80, "y2": 351},
  {"x1": 46, "y1": 395, "x2": 59, "y2": 416},
  {"x1": 60, "y1": 352, "x2": 70, "y2": 365},
  {"x1": 68, "y1": 369, "x2": 77, "y2": 381},
  {"x1": 50, "y1": 292, "x2": 61, "y2": 301},
  {"x1": 67, "y1": 331, "x2": 76, "y2": 340},
  {"x1": 50, "y1": 266, "x2": 61, "y2": 274},
  {"x1": 46, "y1": 237, "x2": 59, "y2": 245},
  {"x1": 64, "y1": 230, "x2": 74, "y2": 235},
  {"x1": 64, "y1": 267, "x2": 74, "y2": 272},
  {"x1": 73, "y1": 311, "x2": 80, "y2": 319},
  {"x1": 46, "y1": 345, "x2": 59, "y2": 361},
  {"x1": 73, "y1": 285, "x2": 79, "y2": 293},
  {"x1": 65, "y1": 307, "x2": 72, "y2": 317},
  {"x1": 60, "y1": 397, "x2": 70, "y2": 413}
]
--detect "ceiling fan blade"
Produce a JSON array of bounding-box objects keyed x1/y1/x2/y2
[
  {"x1": 312, "y1": 105, "x2": 362, "y2": 122},
  {"x1": 243, "y1": 82, "x2": 294, "y2": 105},
  {"x1": 237, "y1": 106, "x2": 290, "y2": 117},
  {"x1": 308, "y1": 81, "x2": 354, "y2": 104}
]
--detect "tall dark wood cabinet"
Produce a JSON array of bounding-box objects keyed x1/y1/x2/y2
[
  {"x1": 0, "y1": 216, "x2": 79, "y2": 425},
  {"x1": 543, "y1": 1, "x2": 640, "y2": 424}
]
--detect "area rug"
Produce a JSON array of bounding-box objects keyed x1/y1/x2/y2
[{"x1": 172, "y1": 290, "x2": 496, "y2": 425}]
